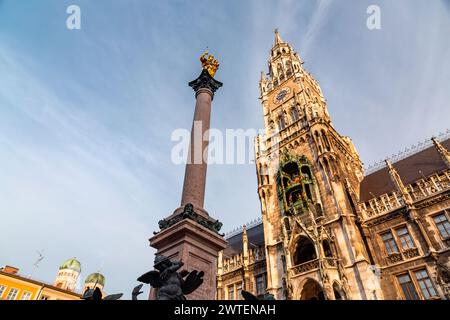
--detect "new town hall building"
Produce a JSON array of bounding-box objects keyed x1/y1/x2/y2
[{"x1": 216, "y1": 31, "x2": 450, "y2": 300}]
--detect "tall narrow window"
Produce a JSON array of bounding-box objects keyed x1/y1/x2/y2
[
  {"x1": 255, "y1": 274, "x2": 266, "y2": 296},
  {"x1": 397, "y1": 274, "x2": 419, "y2": 300},
  {"x1": 0, "y1": 285, "x2": 6, "y2": 298},
  {"x1": 433, "y1": 213, "x2": 450, "y2": 238},
  {"x1": 6, "y1": 288, "x2": 19, "y2": 300},
  {"x1": 396, "y1": 227, "x2": 415, "y2": 250},
  {"x1": 227, "y1": 285, "x2": 234, "y2": 300},
  {"x1": 323, "y1": 240, "x2": 333, "y2": 257},
  {"x1": 414, "y1": 269, "x2": 437, "y2": 299},
  {"x1": 278, "y1": 114, "x2": 286, "y2": 130},
  {"x1": 321, "y1": 130, "x2": 331, "y2": 151},
  {"x1": 21, "y1": 291, "x2": 32, "y2": 300},
  {"x1": 291, "y1": 107, "x2": 299, "y2": 122},
  {"x1": 269, "y1": 121, "x2": 275, "y2": 134},
  {"x1": 236, "y1": 282, "x2": 242, "y2": 300},
  {"x1": 381, "y1": 231, "x2": 399, "y2": 254},
  {"x1": 286, "y1": 61, "x2": 293, "y2": 76}
]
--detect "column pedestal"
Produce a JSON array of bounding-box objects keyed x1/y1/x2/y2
[{"x1": 150, "y1": 218, "x2": 227, "y2": 300}]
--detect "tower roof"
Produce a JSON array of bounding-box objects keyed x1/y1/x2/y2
[
  {"x1": 274, "y1": 28, "x2": 284, "y2": 46},
  {"x1": 224, "y1": 220, "x2": 264, "y2": 256},
  {"x1": 84, "y1": 272, "x2": 105, "y2": 286},
  {"x1": 59, "y1": 258, "x2": 81, "y2": 273}
]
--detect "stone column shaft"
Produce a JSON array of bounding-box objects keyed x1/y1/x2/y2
[{"x1": 180, "y1": 88, "x2": 212, "y2": 211}]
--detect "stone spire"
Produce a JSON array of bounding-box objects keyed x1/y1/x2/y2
[
  {"x1": 264, "y1": 29, "x2": 304, "y2": 95},
  {"x1": 432, "y1": 137, "x2": 450, "y2": 168},
  {"x1": 385, "y1": 160, "x2": 412, "y2": 206},
  {"x1": 243, "y1": 225, "x2": 249, "y2": 261},
  {"x1": 242, "y1": 225, "x2": 251, "y2": 291},
  {"x1": 274, "y1": 28, "x2": 284, "y2": 45}
]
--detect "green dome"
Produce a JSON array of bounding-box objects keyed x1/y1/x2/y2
[
  {"x1": 59, "y1": 258, "x2": 81, "y2": 273},
  {"x1": 84, "y1": 272, "x2": 105, "y2": 286}
]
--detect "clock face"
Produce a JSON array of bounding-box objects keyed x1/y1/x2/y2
[{"x1": 274, "y1": 87, "x2": 290, "y2": 104}]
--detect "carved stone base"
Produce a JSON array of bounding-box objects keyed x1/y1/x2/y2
[{"x1": 149, "y1": 218, "x2": 227, "y2": 300}]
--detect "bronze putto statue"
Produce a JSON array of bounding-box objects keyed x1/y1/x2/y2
[{"x1": 137, "y1": 255, "x2": 204, "y2": 300}]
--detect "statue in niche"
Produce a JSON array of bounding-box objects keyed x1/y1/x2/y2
[{"x1": 137, "y1": 255, "x2": 204, "y2": 300}]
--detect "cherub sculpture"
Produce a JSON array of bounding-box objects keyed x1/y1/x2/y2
[{"x1": 137, "y1": 255, "x2": 204, "y2": 300}]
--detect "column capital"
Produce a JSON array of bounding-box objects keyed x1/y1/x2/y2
[{"x1": 189, "y1": 69, "x2": 223, "y2": 99}]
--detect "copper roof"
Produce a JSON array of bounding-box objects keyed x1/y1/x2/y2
[{"x1": 359, "y1": 138, "x2": 450, "y2": 202}]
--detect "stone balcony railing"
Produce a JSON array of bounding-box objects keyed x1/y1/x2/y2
[
  {"x1": 407, "y1": 170, "x2": 450, "y2": 202},
  {"x1": 223, "y1": 253, "x2": 244, "y2": 273},
  {"x1": 385, "y1": 247, "x2": 420, "y2": 265},
  {"x1": 248, "y1": 247, "x2": 266, "y2": 265},
  {"x1": 291, "y1": 259, "x2": 319, "y2": 276},
  {"x1": 222, "y1": 247, "x2": 266, "y2": 273},
  {"x1": 360, "y1": 169, "x2": 450, "y2": 220},
  {"x1": 323, "y1": 257, "x2": 338, "y2": 268},
  {"x1": 359, "y1": 191, "x2": 403, "y2": 219}
]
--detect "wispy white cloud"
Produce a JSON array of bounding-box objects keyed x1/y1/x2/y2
[{"x1": 0, "y1": 0, "x2": 449, "y2": 299}]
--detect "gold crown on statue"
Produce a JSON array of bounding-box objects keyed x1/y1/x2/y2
[{"x1": 200, "y1": 50, "x2": 220, "y2": 77}]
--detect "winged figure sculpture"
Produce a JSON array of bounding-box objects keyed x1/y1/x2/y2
[{"x1": 137, "y1": 255, "x2": 204, "y2": 300}]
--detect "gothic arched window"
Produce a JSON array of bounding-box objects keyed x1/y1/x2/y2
[
  {"x1": 277, "y1": 63, "x2": 284, "y2": 80},
  {"x1": 293, "y1": 236, "x2": 317, "y2": 265},
  {"x1": 323, "y1": 240, "x2": 333, "y2": 257},
  {"x1": 312, "y1": 105, "x2": 319, "y2": 118},
  {"x1": 333, "y1": 283, "x2": 346, "y2": 300},
  {"x1": 269, "y1": 120, "x2": 275, "y2": 134},
  {"x1": 321, "y1": 130, "x2": 331, "y2": 151},
  {"x1": 278, "y1": 114, "x2": 286, "y2": 130},
  {"x1": 291, "y1": 106, "x2": 299, "y2": 122},
  {"x1": 264, "y1": 164, "x2": 270, "y2": 184},
  {"x1": 322, "y1": 157, "x2": 332, "y2": 177},
  {"x1": 286, "y1": 61, "x2": 293, "y2": 76},
  {"x1": 314, "y1": 131, "x2": 323, "y2": 154}
]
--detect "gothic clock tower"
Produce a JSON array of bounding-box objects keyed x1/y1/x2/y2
[{"x1": 254, "y1": 30, "x2": 383, "y2": 300}]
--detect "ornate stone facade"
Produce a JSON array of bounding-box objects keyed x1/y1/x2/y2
[{"x1": 216, "y1": 31, "x2": 450, "y2": 300}]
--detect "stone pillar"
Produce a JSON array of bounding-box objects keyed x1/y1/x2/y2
[
  {"x1": 180, "y1": 87, "x2": 213, "y2": 213},
  {"x1": 242, "y1": 225, "x2": 251, "y2": 292},
  {"x1": 217, "y1": 250, "x2": 224, "y2": 299},
  {"x1": 149, "y1": 68, "x2": 226, "y2": 300}
]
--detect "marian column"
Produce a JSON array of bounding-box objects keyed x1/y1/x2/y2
[{"x1": 149, "y1": 52, "x2": 227, "y2": 300}]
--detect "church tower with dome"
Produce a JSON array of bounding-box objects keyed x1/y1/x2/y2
[{"x1": 54, "y1": 258, "x2": 81, "y2": 292}]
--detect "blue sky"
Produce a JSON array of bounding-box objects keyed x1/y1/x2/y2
[{"x1": 1, "y1": 0, "x2": 449, "y2": 299}]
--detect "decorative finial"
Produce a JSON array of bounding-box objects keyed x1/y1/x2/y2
[
  {"x1": 274, "y1": 28, "x2": 283, "y2": 45},
  {"x1": 200, "y1": 50, "x2": 220, "y2": 77},
  {"x1": 432, "y1": 136, "x2": 450, "y2": 168}
]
